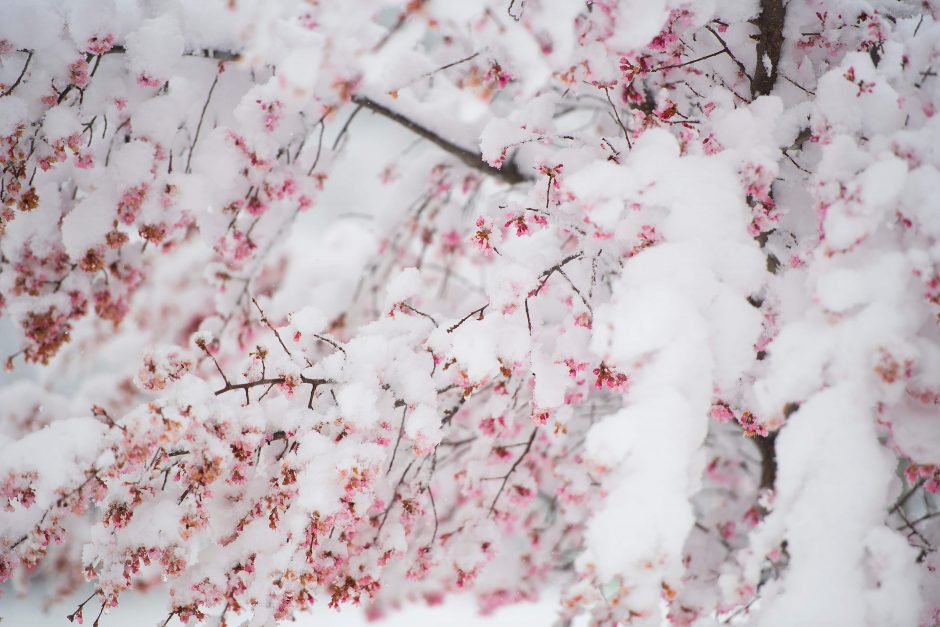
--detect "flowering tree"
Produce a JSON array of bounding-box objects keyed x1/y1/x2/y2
[{"x1": 1, "y1": 0, "x2": 938, "y2": 625}]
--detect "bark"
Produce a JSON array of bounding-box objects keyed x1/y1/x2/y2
[
  {"x1": 750, "y1": 0, "x2": 786, "y2": 98},
  {"x1": 750, "y1": 0, "x2": 788, "y2": 491}
]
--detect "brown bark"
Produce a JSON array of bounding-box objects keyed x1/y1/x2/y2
[
  {"x1": 750, "y1": 0, "x2": 788, "y2": 492},
  {"x1": 750, "y1": 0, "x2": 786, "y2": 98}
]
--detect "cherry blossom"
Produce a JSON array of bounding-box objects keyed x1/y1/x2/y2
[{"x1": 0, "y1": 1, "x2": 938, "y2": 626}]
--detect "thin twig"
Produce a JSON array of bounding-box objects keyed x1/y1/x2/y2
[
  {"x1": 375, "y1": 459, "x2": 416, "y2": 540},
  {"x1": 186, "y1": 70, "x2": 221, "y2": 173},
  {"x1": 252, "y1": 297, "x2": 293, "y2": 358},
  {"x1": 400, "y1": 302, "x2": 438, "y2": 326},
  {"x1": 601, "y1": 86, "x2": 631, "y2": 149},
  {"x1": 331, "y1": 104, "x2": 363, "y2": 151},
  {"x1": 488, "y1": 427, "x2": 537, "y2": 515},
  {"x1": 427, "y1": 482, "x2": 439, "y2": 546},
  {"x1": 890, "y1": 477, "x2": 927, "y2": 514},
  {"x1": 307, "y1": 117, "x2": 326, "y2": 175},
  {"x1": 782, "y1": 75, "x2": 815, "y2": 95},
  {"x1": 311, "y1": 333, "x2": 346, "y2": 355},
  {"x1": 704, "y1": 25, "x2": 752, "y2": 81},
  {"x1": 649, "y1": 49, "x2": 726, "y2": 73},
  {"x1": 196, "y1": 339, "x2": 230, "y2": 386},
  {"x1": 447, "y1": 304, "x2": 488, "y2": 333},
  {"x1": 387, "y1": 406, "x2": 408, "y2": 474},
  {"x1": 2, "y1": 50, "x2": 33, "y2": 97},
  {"x1": 556, "y1": 268, "x2": 593, "y2": 315},
  {"x1": 400, "y1": 51, "x2": 481, "y2": 89}
]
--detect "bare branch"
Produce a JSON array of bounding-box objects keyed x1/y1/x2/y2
[
  {"x1": 399, "y1": 302, "x2": 438, "y2": 326},
  {"x1": 650, "y1": 49, "x2": 727, "y2": 73},
  {"x1": 447, "y1": 304, "x2": 488, "y2": 333},
  {"x1": 311, "y1": 333, "x2": 346, "y2": 355},
  {"x1": 375, "y1": 458, "x2": 416, "y2": 540},
  {"x1": 351, "y1": 95, "x2": 530, "y2": 185},
  {"x1": 1, "y1": 50, "x2": 33, "y2": 98},
  {"x1": 387, "y1": 406, "x2": 408, "y2": 475},
  {"x1": 186, "y1": 69, "x2": 221, "y2": 174},
  {"x1": 601, "y1": 85, "x2": 631, "y2": 149},
  {"x1": 252, "y1": 297, "x2": 293, "y2": 358},
  {"x1": 307, "y1": 118, "x2": 326, "y2": 175},
  {"x1": 331, "y1": 103, "x2": 364, "y2": 151},
  {"x1": 488, "y1": 427, "x2": 537, "y2": 515}
]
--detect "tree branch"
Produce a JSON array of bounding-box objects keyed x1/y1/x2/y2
[
  {"x1": 447, "y1": 304, "x2": 488, "y2": 333},
  {"x1": 351, "y1": 95, "x2": 529, "y2": 185},
  {"x1": 753, "y1": 431, "x2": 778, "y2": 492},
  {"x1": 488, "y1": 427, "x2": 537, "y2": 515},
  {"x1": 105, "y1": 45, "x2": 241, "y2": 63},
  {"x1": 751, "y1": 0, "x2": 786, "y2": 97},
  {"x1": 186, "y1": 70, "x2": 221, "y2": 173},
  {"x1": 748, "y1": 0, "x2": 787, "y2": 501},
  {"x1": 1, "y1": 50, "x2": 33, "y2": 98}
]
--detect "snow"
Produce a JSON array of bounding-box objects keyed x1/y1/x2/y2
[
  {"x1": 336, "y1": 382, "x2": 381, "y2": 429},
  {"x1": 124, "y1": 16, "x2": 185, "y2": 83},
  {"x1": 748, "y1": 385, "x2": 921, "y2": 627},
  {"x1": 0, "y1": 95, "x2": 27, "y2": 136},
  {"x1": 384, "y1": 267, "x2": 422, "y2": 310},
  {"x1": 288, "y1": 305, "x2": 328, "y2": 340},
  {"x1": 1, "y1": 1, "x2": 937, "y2": 625},
  {"x1": 0, "y1": 417, "x2": 109, "y2": 538}
]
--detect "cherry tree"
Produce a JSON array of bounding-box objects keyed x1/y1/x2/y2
[{"x1": 1, "y1": 0, "x2": 938, "y2": 625}]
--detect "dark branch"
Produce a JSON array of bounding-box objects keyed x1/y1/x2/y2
[
  {"x1": 375, "y1": 459, "x2": 416, "y2": 540},
  {"x1": 753, "y1": 431, "x2": 778, "y2": 492},
  {"x1": 601, "y1": 85, "x2": 632, "y2": 149},
  {"x1": 214, "y1": 375, "x2": 332, "y2": 405},
  {"x1": 306, "y1": 117, "x2": 326, "y2": 175},
  {"x1": 751, "y1": 0, "x2": 786, "y2": 97},
  {"x1": 311, "y1": 333, "x2": 346, "y2": 355},
  {"x1": 890, "y1": 477, "x2": 927, "y2": 514},
  {"x1": 351, "y1": 95, "x2": 529, "y2": 185},
  {"x1": 105, "y1": 45, "x2": 241, "y2": 63},
  {"x1": 650, "y1": 48, "x2": 727, "y2": 73},
  {"x1": 447, "y1": 304, "x2": 488, "y2": 333},
  {"x1": 387, "y1": 406, "x2": 408, "y2": 475},
  {"x1": 186, "y1": 70, "x2": 221, "y2": 173},
  {"x1": 331, "y1": 103, "x2": 364, "y2": 151},
  {"x1": 399, "y1": 302, "x2": 438, "y2": 326},
  {"x1": 488, "y1": 427, "x2": 537, "y2": 515},
  {"x1": 748, "y1": 0, "x2": 787, "y2": 502},
  {"x1": 252, "y1": 297, "x2": 293, "y2": 358},
  {"x1": 1, "y1": 50, "x2": 33, "y2": 98}
]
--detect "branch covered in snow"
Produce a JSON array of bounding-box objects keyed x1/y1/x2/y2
[{"x1": 0, "y1": 1, "x2": 938, "y2": 626}]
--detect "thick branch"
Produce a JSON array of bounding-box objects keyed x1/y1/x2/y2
[
  {"x1": 751, "y1": 0, "x2": 786, "y2": 97},
  {"x1": 351, "y1": 95, "x2": 529, "y2": 185},
  {"x1": 753, "y1": 431, "x2": 778, "y2": 492},
  {"x1": 748, "y1": 0, "x2": 787, "y2": 499}
]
